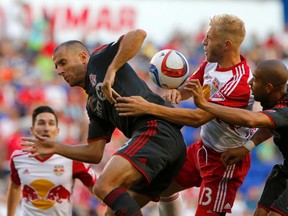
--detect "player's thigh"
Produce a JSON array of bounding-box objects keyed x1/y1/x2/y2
[{"x1": 94, "y1": 155, "x2": 143, "y2": 198}]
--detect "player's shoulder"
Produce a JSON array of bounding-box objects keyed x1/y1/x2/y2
[{"x1": 10, "y1": 150, "x2": 29, "y2": 159}]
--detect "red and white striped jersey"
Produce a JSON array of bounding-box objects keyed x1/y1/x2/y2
[
  {"x1": 10, "y1": 150, "x2": 96, "y2": 216},
  {"x1": 190, "y1": 56, "x2": 255, "y2": 152}
]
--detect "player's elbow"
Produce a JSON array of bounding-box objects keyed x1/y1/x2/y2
[
  {"x1": 187, "y1": 114, "x2": 211, "y2": 127},
  {"x1": 189, "y1": 119, "x2": 205, "y2": 128},
  {"x1": 244, "y1": 120, "x2": 256, "y2": 128},
  {"x1": 242, "y1": 119, "x2": 265, "y2": 128},
  {"x1": 180, "y1": 117, "x2": 205, "y2": 128},
  {"x1": 90, "y1": 152, "x2": 104, "y2": 164},
  {"x1": 135, "y1": 29, "x2": 147, "y2": 40},
  {"x1": 85, "y1": 149, "x2": 103, "y2": 164}
]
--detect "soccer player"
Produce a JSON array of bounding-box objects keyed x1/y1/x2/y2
[
  {"x1": 190, "y1": 59, "x2": 288, "y2": 216},
  {"x1": 21, "y1": 29, "x2": 187, "y2": 216},
  {"x1": 7, "y1": 106, "x2": 97, "y2": 216},
  {"x1": 115, "y1": 14, "x2": 254, "y2": 216}
]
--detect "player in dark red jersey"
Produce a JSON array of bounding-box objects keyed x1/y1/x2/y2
[
  {"x1": 21, "y1": 29, "x2": 187, "y2": 216},
  {"x1": 190, "y1": 59, "x2": 288, "y2": 216},
  {"x1": 116, "y1": 14, "x2": 253, "y2": 216}
]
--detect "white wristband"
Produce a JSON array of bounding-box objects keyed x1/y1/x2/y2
[{"x1": 243, "y1": 140, "x2": 256, "y2": 151}]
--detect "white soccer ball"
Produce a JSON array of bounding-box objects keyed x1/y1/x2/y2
[{"x1": 149, "y1": 49, "x2": 190, "y2": 89}]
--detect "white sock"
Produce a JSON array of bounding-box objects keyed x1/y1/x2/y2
[{"x1": 158, "y1": 193, "x2": 183, "y2": 216}]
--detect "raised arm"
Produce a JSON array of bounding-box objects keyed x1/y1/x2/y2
[
  {"x1": 102, "y1": 29, "x2": 147, "y2": 103},
  {"x1": 190, "y1": 79, "x2": 273, "y2": 128}
]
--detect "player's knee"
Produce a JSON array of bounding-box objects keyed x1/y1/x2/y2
[
  {"x1": 104, "y1": 207, "x2": 115, "y2": 216},
  {"x1": 93, "y1": 181, "x2": 109, "y2": 200},
  {"x1": 160, "y1": 193, "x2": 180, "y2": 202}
]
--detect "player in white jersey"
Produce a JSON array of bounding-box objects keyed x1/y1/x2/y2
[
  {"x1": 115, "y1": 14, "x2": 255, "y2": 215},
  {"x1": 7, "y1": 106, "x2": 97, "y2": 216}
]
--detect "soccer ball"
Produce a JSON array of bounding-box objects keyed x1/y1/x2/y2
[{"x1": 149, "y1": 49, "x2": 190, "y2": 89}]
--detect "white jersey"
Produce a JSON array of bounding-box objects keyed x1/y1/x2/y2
[
  {"x1": 191, "y1": 56, "x2": 255, "y2": 152},
  {"x1": 10, "y1": 150, "x2": 96, "y2": 216}
]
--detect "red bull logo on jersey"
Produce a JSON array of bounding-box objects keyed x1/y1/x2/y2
[
  {"x1": 22, "y1": 179, "x2": 71, "y2": 210},
  {"x1": 212, "y1": 78, "x2": 220, "y2": 95},
  {"x1": 53, "y1": 165, "x2": 64, "y2": 175}
]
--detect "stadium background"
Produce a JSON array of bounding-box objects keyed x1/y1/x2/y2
[{"x1": 0, "y1": 0, "x2": 288, "y2": 215}]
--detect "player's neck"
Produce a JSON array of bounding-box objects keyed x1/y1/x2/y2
[{"x1": 218, "y1": 54, "x2": 241, "y2": 69}]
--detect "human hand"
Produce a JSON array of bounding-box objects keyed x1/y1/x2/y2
[
  {"x1": 221, "y1": 146, "x2": 249, "y2": 166},
  {"x1": 185, "y1": 79, "x2": 207, "y2": 108},
  {"x1": 102, "y1": 69, "x2": 120, "y2": 104},
  {"x1": 115, "y1": 96, "x2": 150, "y2": 116},
  {"x1": 21, "y1": 133, "x2": 57, "y2": 157},
  {"x1": 162, "y1": 89, "x2": 181, "y2": 104}
]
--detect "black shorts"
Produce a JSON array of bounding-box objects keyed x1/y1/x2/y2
[
  {"x1": 258, "y1": 164, "x2": 288, "y2": 215},
  {"x1": 114, "y1": 119, "x2": 186, "y2": 201},
  {"x1": 270, "y1": 187, "x2": 288, "y2": 216}
]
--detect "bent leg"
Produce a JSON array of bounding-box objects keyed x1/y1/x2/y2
[
  {"x1": 93, "y1": 155, "x2": 144, "y2": 216},
  {"x1": 104, "y1": 190, "x2": 151, "y2": 216},
  {"x1": 158, "y1": 179, "x2": 187, "y2": 216}
]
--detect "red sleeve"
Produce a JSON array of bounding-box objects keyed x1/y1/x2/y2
[
  {"x1": 10, "y1": 158, "x2": 21, "y2": 185},
  {"x1": 72, "y1": 161, "x2": 97, "y2": 187}
]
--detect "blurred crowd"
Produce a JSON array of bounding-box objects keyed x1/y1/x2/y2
[{"x1": 0, "y1": 4, "x2": 288, "y2": 215}]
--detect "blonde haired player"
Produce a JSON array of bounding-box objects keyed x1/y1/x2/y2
[{"x1": 116, "y1": 14, "x2": 254, "y2": 216}]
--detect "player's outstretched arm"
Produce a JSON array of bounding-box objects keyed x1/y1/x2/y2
[
  {"x1": 190, "y1": 79, "x2": 273, "y2": 128},
  {"x1": 116, "y1": 96, "x2": 214, "y2": 127},
  {"x1": 102, "y1": 29, "x2": 147, "y2": 104},
  {"x1": 21, "y1": 133, "x2": 107, "y2": 164}
]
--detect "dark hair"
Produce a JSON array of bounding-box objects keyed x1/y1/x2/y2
[
  {"x1": 53, "y1": 40, "x2": 90, "y2": 55},
  {"x1": 32, "y1": 106, "x2": 58, "y2": 126}
]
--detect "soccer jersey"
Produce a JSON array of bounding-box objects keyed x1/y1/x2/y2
[
  {"x1": 84, "y1": 36, "x2": 187, "y2": 199},
  {"x1": 10, "y1": 150, "x2": 96, "y2": 216},
  {"x1": 257, "y1": 91, "x2": 288, "y2": 213},
  {"x1": 85, "y1": 37, "x2": 180, "y2": 142},
  {"x1": 190, "y1": 57, "x2": 255, "y2": 152},
  {"x1": 261, "y1": 90, "x2": 288, "y2": 166}
]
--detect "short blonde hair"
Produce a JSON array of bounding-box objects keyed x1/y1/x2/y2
[{"x1": 209, "y1": 14, "x2": 246, "y2": 45}]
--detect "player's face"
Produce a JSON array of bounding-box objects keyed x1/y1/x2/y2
[
  {"x1": 249, "y1": 69, "x2": 268, "y2": 102},
  {"x1": 202, "y1": 26, "x2": 224, "y2": 63},
  {"x1": 53, "y1": 48, "x2": 87, "y2": 88},
  {"x1": 30, "y1": 112, "x2": 59, "y2": 140}
]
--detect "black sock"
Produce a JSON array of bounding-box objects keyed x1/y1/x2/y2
[{"x1": 103, "y1": 188, "x2": 143, "y2": 216}]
